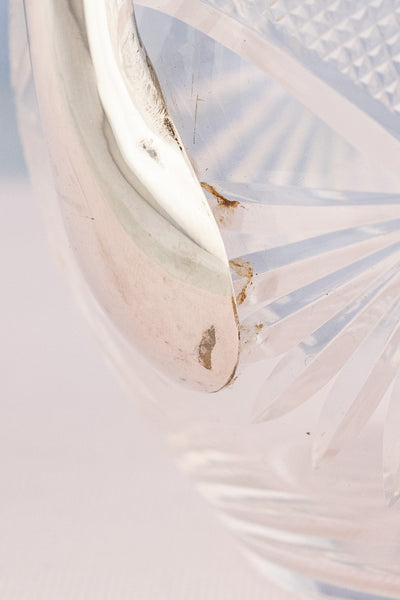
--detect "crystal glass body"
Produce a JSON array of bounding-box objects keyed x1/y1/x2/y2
[{"x1": 12, "y1": 1, "x2": 400, "y2": 598}]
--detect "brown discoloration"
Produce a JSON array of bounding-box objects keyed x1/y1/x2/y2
[
  {"x1": 229, "y1": 258, "x2": 253, "y2": 280},
  {"x1": 163, "y1": 116, "x2": 183, "y2": 150},
  {"x1": 255, "y1": 323, "x2": 264, "y2": 331},
  {"x1": 231, "y1": 295, "x2": 239, "y2": 327},
  {"x1": 198, "y1": 325, "x2": 216, "y2": 370},
  {"x1": 229, "y1": 258, "x2": 254, "y2": 305},
  {"x1": 225, "y1": 374, "x2": 238, "y2": 388},
  {"x1": 200, "y1": 182, "x2": 240, "y2": 208},
  {"x1": 236, "y1": 286, "x2": 247, "y2": 305}
]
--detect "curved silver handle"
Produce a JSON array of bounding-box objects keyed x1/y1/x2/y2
[{"x1": 23, "y1": 0, "x2": 239, "y2": 391}]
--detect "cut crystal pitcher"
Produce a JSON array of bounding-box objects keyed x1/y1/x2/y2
[{"x1": 11, "y1": 0, "x2": 400, "y2": 597}]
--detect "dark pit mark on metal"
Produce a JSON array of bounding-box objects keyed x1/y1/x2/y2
[
  {"x1": 140, "y1": 139, "x2": 158, "y2": 160},
  {"x1": 198, "y1": 325, "x2": 216, "y2": 370}
]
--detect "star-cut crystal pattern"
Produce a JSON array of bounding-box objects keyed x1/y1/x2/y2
[
  {"x1": 268, "y1": 0, "x2": 400, "y2": 113},
  {"x1": 135, "y1": 3, "x2": 400, "y2": 505}
]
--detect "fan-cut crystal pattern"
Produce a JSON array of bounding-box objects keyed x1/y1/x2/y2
[{"x1": 13, "y1": 0, "x2": 400, "y2": 598}]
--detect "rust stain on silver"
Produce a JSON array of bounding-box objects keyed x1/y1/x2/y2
[
  {"x1": 200, "y1": 182, "x2": 240, "y2": 209},
  {"x1": 198, "y1": 325, "x2": 216, "y2": 370},
  {"x1": 229, "y1": 258, "x2": 254, "y2": 305}
]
